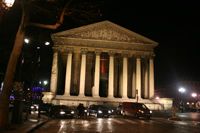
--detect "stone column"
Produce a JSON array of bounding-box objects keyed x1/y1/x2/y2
[
  {"x1": 122, "y1": 52, "x2": 128, "y2": 99},
  {"x1": 79, "y1": 48, "x2": 88, "y2": 97},
  {"x1": 149, "y1": 55, "x2": 155, "y2": 98},
  {"x1": 50, "y1": 49, "x2": 58, "y2": 94},
  {"x1": 144, "y1": 57, "x2": 149, "y2": 98},
  {"x1": 64, "y1": 47, "x2": 73, "y2": 96},
  {"x1": 132, "y1": 57, "x2": 136, "y2": 98},
  {"x1": 93, "y1": 49, "x2": 101, "y2": 97},
  {"x1": 108, "y1": 51, "x2": 115, "y2": 98},
  {"x1": 136, "y1": 54, "x2": 141, "y2": 99}
]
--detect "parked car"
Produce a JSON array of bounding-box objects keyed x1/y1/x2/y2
[
  {"x1": 116, "y1": 105, "x2": 122, "y2": 115},
  {"x1": 40, "y1": 103, "x2": 53, "y2": 113},
  {"x1": 121, "y1": 102, "x2": 152, "y2": 119},
  {"x1": 49, "y1": 105, "x2": 74, "y2": 118},
  {"x1": 87, "y1": 105, "x2": 112, "y2": 118}
]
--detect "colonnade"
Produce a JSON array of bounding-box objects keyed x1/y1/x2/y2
[{"x1": 50, "y1": 47, "x2": 155, "y2": 99}]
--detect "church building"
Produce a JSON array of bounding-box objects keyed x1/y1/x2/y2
[{"x1": 43, "y1": 21, "x2": 171, "y2": 110}]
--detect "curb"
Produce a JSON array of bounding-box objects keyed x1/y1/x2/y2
[{"x1": 26, "y1": 118, "x2": 49, "y2": 133}]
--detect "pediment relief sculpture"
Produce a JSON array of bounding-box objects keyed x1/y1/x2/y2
[{"x1": 59, "y1": 26, "x2": 151, "y2": 44}]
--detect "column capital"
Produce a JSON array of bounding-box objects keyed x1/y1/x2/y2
[
  {"x1": 81, "y1": 48, "x2": 88, "y2": 54},
  {"x1": 135, "y1": 52, "x2": 142, "y2": 58},
  {"x1": 67, "y1": 47, "x2": 74, "y2": 53},
  {"x1": 52, "y1": 47, "x2": 59, "y2": 52},
  {"x1": 148, "y1": 53, "x2": 155, "y2": 59},
  {"x1": 95, "y1": 49, "x2": 102, "y2": 55},
  {"x1": 122, "y1": 51, "x2": 129, "y2": 57},
  {"x1": 108, "y1": 50, "x2": 116, "y2": 56}
]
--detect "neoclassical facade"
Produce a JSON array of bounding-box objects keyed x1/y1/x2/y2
[{"x1": 44, "y1": 21, "x2": 166, "y2": 109}]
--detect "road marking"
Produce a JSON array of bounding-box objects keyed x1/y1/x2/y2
[
  {"x1": 123, "y1": 119, "x2": 137, "y2": 124},
  {"x1": 48, "y1": 119, "x2": 59, "y2": 125},
  {"x1": 76, "y1": 119, "x2": 83, "y2": 124},
  {"x1": 63, "y1": 119, "x2": 71, "y2": 124},
  {"x1": 111, "y1": 119, "x2": 124, "y2": 124}
]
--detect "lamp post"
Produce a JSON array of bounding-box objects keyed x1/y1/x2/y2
[{"x1": 179, "y1": 88, "x2": 185, "y2": 113}]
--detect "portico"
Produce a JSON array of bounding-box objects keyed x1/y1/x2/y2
[{"x1": 45, "y1": 20, "x2": 160, "y2": 109}]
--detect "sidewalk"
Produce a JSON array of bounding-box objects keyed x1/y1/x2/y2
[{"x1": 5, "y1": 112, "x2": 49, "y2": 133}]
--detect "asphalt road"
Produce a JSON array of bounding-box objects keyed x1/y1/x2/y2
[{"x1": 33, "y1": 113, "x2": 200, "y2": 133}]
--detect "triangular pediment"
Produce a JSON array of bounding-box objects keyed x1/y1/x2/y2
[{"x1": 52, "y1": 20, "x2": 158, "y2": 46}]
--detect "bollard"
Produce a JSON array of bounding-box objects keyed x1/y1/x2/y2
[{"x1": 171, "y1": 106, "x2": 178, "y2": 118}]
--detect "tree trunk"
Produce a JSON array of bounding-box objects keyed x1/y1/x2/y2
[{"x1": 0, "y1": 0, "x2": 27, "y2": 130}]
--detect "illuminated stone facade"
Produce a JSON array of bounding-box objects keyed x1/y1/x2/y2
[{"x1": 43, "y1": 21, "x2": 170, "y2": 110}]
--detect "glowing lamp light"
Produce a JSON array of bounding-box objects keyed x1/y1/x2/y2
[
  {"x1": 3, "y1": 0, "x2": 15, "y2": 7},
  {"x1": 179, "y1": 88, "x2": 185, "y2": 93},
  {"x1": 24, "y1": 38, "x2": 29, "y2": 44},
  {"x1": 45, "y1": 42, "x2": 50, "y2": 45},
  {"x1": 43, "y1": 81, "x2": 48, "y2": 85},
  {"x1": 191, "y1": 93, "x2": 197, "y2": 98},
  {"x1": 155, "y1": 97, "x2": 160, "y2": 100}
]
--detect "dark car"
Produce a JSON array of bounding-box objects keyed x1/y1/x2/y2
[
  {"x1": 49, "y1": 105, "x2": 74, "y2": 118},
  {"x1": 40, "y1": 103, "x2": 53, "y2": 113},
  {"x1": 87, "y1": 105, "x2": 112, "y2": 118}
]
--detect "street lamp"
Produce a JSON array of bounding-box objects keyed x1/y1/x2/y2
[
  {"x1": 3, "y1": 0, "x2": 15, "y2": 8},
  {"x1": 179, "y1": 87, "x2": 185, "y2": 113},
  {"x1": 191, "y1": 93, "x2": 198, "y2": 112},
  {"x1": 179, "y1": 88, "x2": 185, "y2": 94},
  {"x1": 191, "y1": 93, "x2": 197, "y2": 98},
  {"x1": 0, "y1": 0, "x2": 15, "y2": 23}
]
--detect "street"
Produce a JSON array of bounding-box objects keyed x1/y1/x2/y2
[{"x1": 33, "y1": 112, "x2": 200, "y2": 133}]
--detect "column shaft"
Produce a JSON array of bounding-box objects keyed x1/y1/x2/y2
[
  {"x1": 79, "y1": 49, "x2": 87, "y2": 97},
  {"x1": 50, "y1": 50, "x2": 58, "y2": 94},
  {"x1": 144, "y1": 60, "x2": 149, "y2": 98},
  {"x1": 149, "y1": 57, "x2": 154, "y2": 98},
  {"x1": 64, "y1": 48, "x2": 73, "y2": 96},
  {"x1": 136, "y1": 56, "x2": 141, "y2": 99},
  {"x1": 122, "y1": 53, "x2": 128, "y2": 99},
  {"x1": 108, "y1": 52, "x2": 115, "y2": 98},
  {"x1": 93, "y1": 50, "x2": 101, "y2": 97}
]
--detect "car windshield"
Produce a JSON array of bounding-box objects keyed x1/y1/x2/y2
[
  {"x1": 135, "y1": 104, "x2": 148, "y2": 110},
  {"x1": 55, "y1": 105, "x2": 69, "y2": 109},
  {"x1": 97, "y1": 106, "x2": 107, "y2": 110}
]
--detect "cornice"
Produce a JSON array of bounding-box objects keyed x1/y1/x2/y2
[{"x1": 52, "y1": 37, "x2": 155, "y2": 52}]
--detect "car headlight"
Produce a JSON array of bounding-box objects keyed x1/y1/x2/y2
[
  {"x1": 150, "y1": 111, "x2": 152, "y2": 113},
  {"x1": 31, "y1": 106, "x2": 34, "y2": 109},
  {"x1": 60, "y1": 111, "x2": 66, "y2": 114},
  {"x1": 84, "y1": 109, "x2": 87, "y2": 112},
  {"x1": 138, "y1": 110, "x2": 144, "y2": 113},
  {"x1": 98, "y1": 110, "x2": 102, "y2": 113},
  {"x1": 108, "y1": 110, "x2": 111, "y2": 114},
  {"x1": 71, "y1": 111, "x2": 74, "y2": 114}
]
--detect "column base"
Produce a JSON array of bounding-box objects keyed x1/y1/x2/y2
[
  {"x1": 78, "y1": 94, "x2": 85, "y2": 97},
  {"x1": 63, "y1": 93, "x2": 70, "y2": 97},
  {"x1": 93, "y1": 95, "x2": 100, "y2": 98},
  {"x1": 107, "y1": 95, "x2": 114, "y2": 98},
  {"x1": 122, "y1": 96, "x2": 128, "y2": 99}
]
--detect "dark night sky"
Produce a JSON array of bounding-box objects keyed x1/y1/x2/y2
[
  {"x1": 101, "y1": 0, "x2": 200, "y2": 85},
  {"x1": 0, "y1": 0, "x2": 200, "y2": 87}
]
